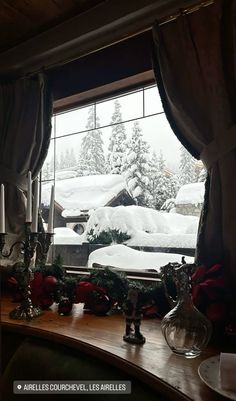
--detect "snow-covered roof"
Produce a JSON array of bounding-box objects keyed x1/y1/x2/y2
[
  {"x1": 88, "y1": 244, "x2": 194, "y2": 272},
  {"x1": 52, "y1": 205, "x2": 199, "y2": 249},
  {"x1": 41, "y1": 174, "x2": 130, "y2": 217},
  {"x1": 175, "y1": 182, "x2": 204, "y2": 205},
  {"x1": 54, "y1": 227, "x2": 85, "y2": 245},
  {"x1": 85, "y1": 205, "x2": 199, "y2": 237}
]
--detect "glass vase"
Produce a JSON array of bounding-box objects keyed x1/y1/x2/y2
[{"x1": 161, "y1": 263, "x2": 212, "y2": 358}]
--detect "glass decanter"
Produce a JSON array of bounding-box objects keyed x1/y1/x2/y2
[{"x1": 161, "y1": 263, "x2": 212, "y2": 358}]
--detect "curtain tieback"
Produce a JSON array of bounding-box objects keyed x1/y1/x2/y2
[
  {"x1": 201, "y1": 124, "x2": 236, "y2": 170},
  {"x1": 0, "y1": 165, "x2": 28, "y2": 192}
]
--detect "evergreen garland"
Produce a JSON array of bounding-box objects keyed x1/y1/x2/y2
[{"x1": 11, "y1": 257, "x2": 176, "y2": 316}]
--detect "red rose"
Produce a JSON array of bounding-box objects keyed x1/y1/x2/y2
[
  {"x1": 43, "y1": 275, "x2": 58, "y2": 293},
  {"x1": 39, "y1": 293, "x2": 54, "y2": 309},
  {"x1": 192, "y1": 264, "x2": 226, "y2": 308},
  {"x1": 30, "y1": 272, "x2": 44, "y2": 306},
  {"x1": 75, "y1": 281, "x2": 106, "y2": 303}
]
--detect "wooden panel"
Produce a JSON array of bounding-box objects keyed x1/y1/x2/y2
[
  {"x1": 50, "y1": 31, "x2": 154, "y2": 104},
  {"x1": 0, "y1": 0, "x2": 104, "y2": 52},
  {"x1": 1, "y1": 296, "x2": 232, "y2": 401},
  {"x1": 0, "y1": 0, "x2": 214, "y2": 78}
]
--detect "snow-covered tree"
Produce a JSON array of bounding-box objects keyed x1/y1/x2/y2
[
  {"x1": 69, "y1": 149, "x2": 77, "y2": 168},
  {"x1": 59, "y1": 152, "x2": 66, "y2": 170},
  {"x1": 107, "y1": 100, "x2": 127, "y2": 174},
  {"x1": 148, "y1": 151, "x2": 177, "y2": 210},
  {"x1": 124, "y1": 121, "x2": 151, "y2": 206},
  {"x1": 78, "y1": 106, "x2": 105, "y2": 175},
  {"x1": 198, "y1": 166, "x2": 207, "y2": 182},
  {"x1": 178, "y1": 145, "x2": 197, "y2": 186},
  {"x1": 42, "y1": 161, "x2": 51, "y2": 180}
]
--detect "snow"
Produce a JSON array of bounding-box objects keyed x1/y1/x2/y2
[
  {"x1": 52, "y1": 205, "x2": 199, "y2": 248},
  {"x1": 55, "y1": 171, "x2": 77, "y2": 180},
  {"x1": 88, "y1": 244, "x2": 194, "y2": 272},
  {"x1": 54, "y1": 227, "x2": 85, "y2": 245},
  {"x1": 127, "y1": 233, "x2": 197, "y2": 248},
  {"x1": 86, "y1": 205, "x2": 170, "y2": 237},
  {"x1": 41, "y1": 174, "x2": 129, "y2": 217},
  {"x1": 175, "y1": 182, "x2": 204, "y2": 206},
  {"x1": 85, "y1": 205, "x2": 199, "y2": 248}
]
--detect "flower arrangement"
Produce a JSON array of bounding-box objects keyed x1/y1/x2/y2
[
  {"x1": 192, "y1": 263, "x2": 236, "y2": 336},
  {"x1": 7, "y1": 257, "x2": 235, "y2": 337},
  {"x1": 7, "y1": 256, "x2": 170, "y2": 317}
]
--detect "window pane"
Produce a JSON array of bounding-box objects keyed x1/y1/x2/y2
[
  {"x1": 41, "y1": 139, "x2": 54, "y2": 181},
  {"x1": 51, "y1": 116, "x2": 55, "y2": 139},
  {"x1": 41, "y1": 84, "x2": 204, "y2": 265},
  {"x1": 55, "y1": 104, "x2": 94, "y2": 137},
  {"x1": 54, "y1": 134, "x2": 83, "y2": 179},
  {"x1": 144, "y1": 85, "x2": 163, "y2": 116},
  {"x1": 96, "y1": 90, "x2": 143, "y2": 127},
  {"x1": 139, "y1": 113, "x2": 180, "y2": 171}
]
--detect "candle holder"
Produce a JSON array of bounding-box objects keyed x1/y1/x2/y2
[
  {"x1": 36, "y1": 232, "x2": 54, "y2": 267},
  {"x1": 0, "y1": 224, "x2": 53, "y2": 320}
]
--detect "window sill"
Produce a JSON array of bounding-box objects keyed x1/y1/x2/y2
[{"x1": 1, "y1": 296, "x2": 223, "y2": 401}]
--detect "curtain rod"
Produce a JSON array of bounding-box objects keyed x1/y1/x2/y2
[
  {"x1": 159, "y1": 0, "x2": 214, "y2": 26},
  {"x1": 16, "y1": 0, "x2": 214, "y2": 81}
]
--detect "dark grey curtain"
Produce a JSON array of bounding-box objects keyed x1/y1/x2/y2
[
  {"x1": 152, "y1": 0, "x2": 236, "y2": 284},
  {"x1": 0, "y1": 74, "x2": 52, "y2": 265}
]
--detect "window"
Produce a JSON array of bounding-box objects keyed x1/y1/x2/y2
[{"x1": 40, "y1": 84, "x2": 206, "y2": 272}]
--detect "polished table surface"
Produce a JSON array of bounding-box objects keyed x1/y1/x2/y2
[{"x1": 1, "y1": 296, "x2": 233, "y2": 401}]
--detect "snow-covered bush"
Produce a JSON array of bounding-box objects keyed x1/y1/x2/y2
[
  {"x1": 84, "y1": 205, "x2": 199, "y2": 248},
  {"x1": 87, "y1": 227, "x2": 130, "y2": 245}
]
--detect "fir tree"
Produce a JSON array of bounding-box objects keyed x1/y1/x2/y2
[
  {"x1": 124, "y1": 121, "x2": 151, "y2": 206},
  {"x1": 148, "y1": 151, "x2": 177, "y2": 210},
  {"x1": 64, "y1": 149, "x2": 71, "y2": 168},
  {"x1": 69, "y1": 149, "x2": 77, "y2": 168},
  {"x1": 78, "y1": 106, "x2": 105, "y2": 175},
  {"x1": 198, "y1": 167, "x2": 207, "y2": 182},
  {"x1": 42, "y1": 161, "x2": 51, "y2": 180},
  {"x1": 59, "y1": 152, "x2": 66, "y2": 170},
  {"x1": 178, "y1": 145, "x2": 197, "y2": 186},
  {"x1": 107, "y1": 100, "x2": 127, "y2": 174}
]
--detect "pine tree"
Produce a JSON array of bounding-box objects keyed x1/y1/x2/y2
[
  {"x1": 148, "y1": 151, "x2": 177, "y2": 210},
  {"x1": 78, "y1": 106, "x2": 105, "y2": 175},
  {"x1": 59, "y1": 152, "x2": 66, "y2": 170},
  {"x1": 42, "y1": 161, "x2": 51, "y2": 180},
  {"x1": 124, "y1": 121, "x2": 151, "y2": 206},
  {"x1": 69, "y1": 149, "x2": 77, "y2": 168},
  {"x1": 178, "y1": 145, "x2": 197, "y2": 186},
  {"x1": 198, "y1": 167, "x2": 207, "y2": 182},
  {"x1": 64, "y1": 149, "x2": 71, "y2": 168},
  {"x1": 107, "y1": 100, "x2": 127, "y2": 174}
]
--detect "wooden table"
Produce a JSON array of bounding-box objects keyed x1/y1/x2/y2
[{"x1": 1, "y1": 296, "x2": 231, "y2": 401}]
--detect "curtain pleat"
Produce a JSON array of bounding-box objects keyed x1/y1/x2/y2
[
  {"x1": 152, "y1": 0, "x2": 236, "y2": 284},
  {"x1": 0, "y1": 75, "x2": 52, "y2": 265}
]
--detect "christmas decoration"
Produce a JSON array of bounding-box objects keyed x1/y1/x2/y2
[
  {"x1": 85, "y1": 291, "x2": 111, "y2": 316},
  {"x1": 191, "y1": 263, "x2": 236, "y2": 340},
  {"x1": 123, "y1": 288, "x2": 146, "y2": 344},
  {"x1": 8, "y1": 259, "x2": 170, "y2": 318},
  {"x1": 58, "y1": 297, "x2": 73, "y2": 315},
  {"x1": 87, "y1": 228, "x2": 130, "y2": 245},
  {"x1": 191, "y1": 264, "x2": 227, "y2": 322},
  {"x1": 9, "y1": 256, "x2": 234, "y2": 338}
]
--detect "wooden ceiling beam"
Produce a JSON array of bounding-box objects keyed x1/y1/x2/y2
[{"x1": 0, "y1": 0, "x2": 210, "y2": 79}]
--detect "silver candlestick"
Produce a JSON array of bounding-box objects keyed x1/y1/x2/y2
[{"x1": 0, "y1": 223, "x2": 53, "y2": 320}]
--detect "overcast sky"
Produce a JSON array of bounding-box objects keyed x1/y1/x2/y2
[{"x1": 45, "y1": 85, "x2": 182, "y2": 173}]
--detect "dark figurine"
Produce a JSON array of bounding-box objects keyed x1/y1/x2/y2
[{"x1": 123, "y1": 288, "x2": 146, "y2": 344}]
